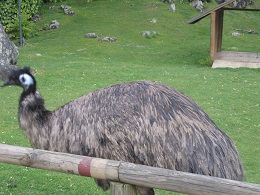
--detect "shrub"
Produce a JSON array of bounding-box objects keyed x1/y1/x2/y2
[
  {"x1": 198, "y1": 56, "x2": 213, "y2": 67},
  {"x1": 0, "y1": 0, "x2": 40, "y2": 39},
  {"x1": 5, "y1": 13, "x2": 37, "y2": 40}
]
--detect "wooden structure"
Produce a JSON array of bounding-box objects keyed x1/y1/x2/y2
[
  {"x1": 188, "y1": 0, "x2": 260, "y2": 68},
  {"x1": 1, "y1": 143, "x2": 260, "y2": 195}
]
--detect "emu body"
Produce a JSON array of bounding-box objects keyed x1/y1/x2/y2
[{"x1": 2, "y1": 67, "x2": 244, "y2": 195}]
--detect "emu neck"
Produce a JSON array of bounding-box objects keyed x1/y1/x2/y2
[
  {"x1": 21, "y1": 83, "x2": 37, "y2": 99},
  {"x1": 19, "y1": 89, "x2": 51, "y2": 149}
]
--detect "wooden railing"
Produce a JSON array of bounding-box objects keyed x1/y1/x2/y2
[{"x1": 0, "y1": 144, "x2": 260, "y2": 195}]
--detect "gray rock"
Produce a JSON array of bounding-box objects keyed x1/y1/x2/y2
[
  {"x1": 61, "y1": 5, "x2": 75, "y2": 16},
  {"x1": 43, "y1": 20, "x2": 60, "y2": 30},
  {"x1": 85, "y1": 33, "x2": 117, "y2": 42},
  {"x1": 85, "y1": 33, "x2": 98, "y2": 38},
  {"x1": 216, "y1": 0, "x2": 254, "y2": 8},
  {"x1": 162, "y1": 0, "x2": 175, "y2": 3},
  {"x1": 49, "y1": 20, "x2": 60, "y2": 29},
  {"x1": 192, "y1": 0, "x2": 205, "y2": 12},
  {"x1": 169, "y1": 3, "x2": 176, "y2": 12},
  {"x1": 96, "y1": 37, "x2": 117, "y2": 42},
  {"x1": 0, "y1": 25, "x2": 19, "y2": 65},
  {"x1": 232, "y1": 32, "x2": 241, "y2": 36},
  {"x1": 30, "y1": 14, "x2": 42, "y2": 23},
  {"x1": 150, "y1": 18, "x2": 157, "y2": 23},
  {"x1": 141, "y1": 31, "x2": 157, "y2": 38}
]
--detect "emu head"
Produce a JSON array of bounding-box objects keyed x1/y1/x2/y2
[{"x1": 1, "y1": 67, "x2": 36, "y2": 92}]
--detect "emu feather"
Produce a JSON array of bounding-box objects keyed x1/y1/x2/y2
[{"x1": 2, "y1": 67, "x2": 244, "y2": 195}]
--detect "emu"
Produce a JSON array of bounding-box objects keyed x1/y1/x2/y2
[{"x1": 2, "y1": 67, "x2": 244, "y2": 195}]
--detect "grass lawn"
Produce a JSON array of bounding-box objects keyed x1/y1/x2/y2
[{"x1": 0, "y1": 0, "x2": 259, "y2": 194}]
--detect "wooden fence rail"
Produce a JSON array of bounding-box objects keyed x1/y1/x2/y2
[{"x1": 0, "y1": 143, "x2": 260, "y2": 195}]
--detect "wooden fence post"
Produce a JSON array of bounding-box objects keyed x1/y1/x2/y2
[
  {"x1": 110, "y1": 182, "x2": 137, "y2": 195},
  {"x1": 210, "y1": 9, "x2": 224, "y2": 59}
]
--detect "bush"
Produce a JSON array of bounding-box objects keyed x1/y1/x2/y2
[
  {"x1": 5, "y1": 13, "x2": 37, "y2": 40},
  {"x1": 198, "y1": 56, "x2": 213, "y2": 67},
  {"x1": 0, "y1": 0, "x2": 40, "y2": 39}
]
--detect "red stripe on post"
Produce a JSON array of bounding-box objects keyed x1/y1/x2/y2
[{"x1": 78, "y1": 157, "x2": 93, "y2": 177}]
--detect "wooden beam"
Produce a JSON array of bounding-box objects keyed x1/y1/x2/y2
[
  {"x1": 1, "y1": 144, "x2": 260, "y2": 195},
  {"x1": 0, "y1": 143, "x2": 120, "y2": 181},
  {"x1": 110, "y1": 182, "x2": 137, "y2": 195},
  {"x1": 119, "y1": 162, "x2": 260, "y2": 195},
  {"x1": 210, "y1": 9, "x2": 224, "y2": 59},
  {"x1": 187, "y1": 0, "x2": 236, "y2": 24},
  {"x1": 216, "y1": 10, "x2": 224, "y2": 54}
]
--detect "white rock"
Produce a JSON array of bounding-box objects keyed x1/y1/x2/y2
[
  {"x1": 169, "y1": 4, "x2": 176, "y2": 12},
  {"x1": 232, "y1": 32, "x2": 241, "y2": 36}
]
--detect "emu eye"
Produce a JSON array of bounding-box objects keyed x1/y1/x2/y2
[{"x1": 21, "y1": 76, "x2": 25, "y2": 83}]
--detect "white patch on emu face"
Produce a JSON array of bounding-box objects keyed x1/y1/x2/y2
[{"x1": 19, "y1": 74, "x2": 34, "y2": 89}]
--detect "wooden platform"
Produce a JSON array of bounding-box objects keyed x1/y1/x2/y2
[
  {"x1": 212, "y1": 51, "x2": 260, "y2": 68},
  {"x1": 188, "y1": 1, "x2": 260, "y2": 69}
]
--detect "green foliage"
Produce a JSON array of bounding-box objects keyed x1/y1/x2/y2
[
  {"x1": 5, "y1": 13, "x2": 37, "y2": 39},
  {"x1": 0, "y1": 0, "x2": 40, "y2": 27},
  {"x1": 0, "y1": 0, "x2": 40, "y2": 39},
  {"x1": 198, "y1": 56, "x2": 213, "y2": 66},
  {"x1": 0, "y1": 0, "x2": 18, "y2": 27}
]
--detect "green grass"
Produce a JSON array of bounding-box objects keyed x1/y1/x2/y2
[{"x1": 0, "y1": 0, "x2": 259, "y2": 194}]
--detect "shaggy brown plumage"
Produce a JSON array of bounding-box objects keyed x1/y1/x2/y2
[{"x1": 2, "y1": 67, "x2": 244, "y2": 195}]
